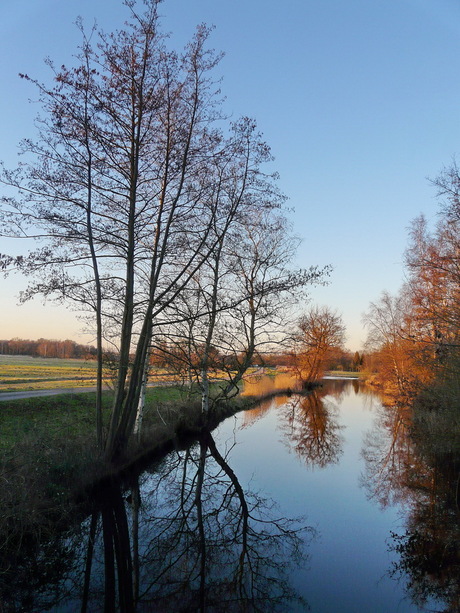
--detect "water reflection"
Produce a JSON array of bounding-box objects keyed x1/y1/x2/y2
[
  {"x1": 279, "y1": 391, "x2": 344, "y2": 468},
  {"x1": 240, "y1": 372, "x2": 299, "y2": 425},
  {"x1": 3, "y1": 378, "x2": 460, "y2": 612},
  {"x1": 360, "y1": 394, "x2": 460, "y2": 611},
  {"x1": 360, "y1": 402, "x2": 420, "y2": 509},
  {"x1": 242, "y1": 377, "x2": 348, "y2": 468},
  {"x1": 128, "y1": 432, "x2": 313, "y2": 612},
  {"x1": 241, "y1": 372, "x2": 300, "y2": 397},
  {"x1": 5, "y1": 430, "x2": 313, "y2": 612},
  {"x1": 389, "y1": 466, "x2": 460, "y2": 612}
]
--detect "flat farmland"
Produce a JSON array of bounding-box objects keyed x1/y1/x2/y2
[{"x1": 0, "y1": 355, "x2": 100, "y2": 392}]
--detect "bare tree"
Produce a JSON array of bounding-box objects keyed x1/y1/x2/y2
[
  {"x1": 0, "y1": 0, "x2": 327, "y2": 460},
  {"x1": 405, "y1": 214, "x2": 460, "y2": 357},
  {"x1": 162, "y1": 208, "x2": 329, "y2": 409},
  {"x1": 292, "y1": 305, "x2": 345, "y2": 383},
  {"x1": 1, "y1": 2, "x2": 229, "y2": 459},
  {"x1": 217, "y1": 212, "x2": 327, "y2": 397},
  {"x1": 152, "y1": 136, "x2": 329, "y2": 412}
]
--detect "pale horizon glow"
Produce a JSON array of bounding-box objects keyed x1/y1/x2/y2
[{"x1": 1, "y1": 0, "x2": 460, "y2": 351}]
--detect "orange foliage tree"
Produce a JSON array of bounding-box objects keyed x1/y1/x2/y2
[
  {"x1": 364, "y1": 160, "x2": 460, "y2": 397},
  {"x1": 291, "y1": 306, "x2": 345, "y2": 383}
]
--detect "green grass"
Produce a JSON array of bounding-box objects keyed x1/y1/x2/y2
[
  {"x1": 0, "y1": 383, "x2": 201, "y2": 543},
  {"x1": 0, "y1": 385, "x2": 191, "y2": 452},
  {"x1": 0, "y1": 393, "x2": 104, "y2": 452}
]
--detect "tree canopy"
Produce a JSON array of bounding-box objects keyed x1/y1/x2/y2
[{"x1": 0, "y1": 0, "x2": 327, "y2": 460}]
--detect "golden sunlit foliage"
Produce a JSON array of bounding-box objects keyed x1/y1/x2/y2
[
  {"x1": 291, "y1": 306, "x2": 346, "y2": 383},
  {"x1": 364, "y1": 160, "x2": 460, "y2": 405}
]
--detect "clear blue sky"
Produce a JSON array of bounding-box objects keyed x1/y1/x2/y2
[{"x1": 1, "y1": 0, "x2": 460, "y2": 350}]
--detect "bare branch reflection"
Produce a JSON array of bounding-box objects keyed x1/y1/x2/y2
[
  {"x1": 360, "y1": 402, "x2": 420, "y2": 509},
  {"x1": 360, "y1": 394, "x2": 460, "y2": 611},
  {"x1": 3, "y1": 431, "x2": 314, "y2": 612},
  {"x1": 279, "y1": 390, "x2": 344, "y2": 468},
  {"x1": 134, "y1": 431, "x2": 314, "y2": 611},
  {"x1": 388, "y1": 456, "x2": 460, "y2": 612}
]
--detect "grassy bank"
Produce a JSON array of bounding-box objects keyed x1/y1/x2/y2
[
  {"x1": 0, "y1": 385, "x2": 188, "y2": 452},
  {"x1": 0, "y1": 381, "x2": 301, "y2": 567},
  {"x1": 0, "y1": 385, "x2": 201, "y2": 555}
]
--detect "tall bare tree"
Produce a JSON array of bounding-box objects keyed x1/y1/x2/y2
[
  {"x1": 0, "y1": 1, "x2": 227, "y2": 459},
  {"x1": 0, "y1": 0, "x2": 327, "y2": 460}
]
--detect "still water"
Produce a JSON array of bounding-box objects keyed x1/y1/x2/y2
[
  {"x1": 217, "y1": 377, "x2": 423, "y2": 612},
  {"x1": 7, "y1": 377, "x2": 457, "y2": 611}
]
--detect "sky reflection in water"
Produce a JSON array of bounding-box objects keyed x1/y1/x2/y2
[
  {"x1": 6, "y1": 377, "x2": 454, "y2": 612},
  {"x1": 215, "y1": 377, "x2": 445, "y2": 613}
]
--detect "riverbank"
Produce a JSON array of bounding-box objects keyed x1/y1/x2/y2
[
  {"x1": 324, "y1": 370, "x2": 362, "y2": 379},
  {"x1": 0, "y1": 387, "x2": 181, "y2": 566},
  {"x1": 0, "y1": 381, "x2": 310, "y2": 574},
  {"x1": 411, "y1": 377, "x2": 460, "y2": 461},
  {"x1": 7, "y1": 378, "x2": 457, "y2": 612}
]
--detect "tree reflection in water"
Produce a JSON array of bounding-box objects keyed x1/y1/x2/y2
[
  {"x1": 6, "y1": 431, "x2": 313, "y2": 612},
  {"x1": 360, "y1": 401, "x2": 420, "y2": 509},
  {"x1": 279, "y1": 384, "x2": 345, "y2": 468},
  {"x1": 389, "y1": 484, "x2": 460, "y2": 613},
  {"x1": 127, "y1": 431, "x2": 313, "y2": 612},
  {"x1": 360, "y1": 396, "x2": 460, "y2": 612}
]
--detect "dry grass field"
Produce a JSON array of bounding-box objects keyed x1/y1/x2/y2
[
  {"x1": 0, "y1": 355, "x2": 100, "y2": 392},
  {"x1": 0, "y1": 355, "x2": 184, "y2": 392}
]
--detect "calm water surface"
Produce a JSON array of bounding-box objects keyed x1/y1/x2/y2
[
  {"x1": 214, "y1": 377, "x2": 430, "y2": 612},
  {"x1": 7, "y1": 377, "x2": 455, "y2": 611}
]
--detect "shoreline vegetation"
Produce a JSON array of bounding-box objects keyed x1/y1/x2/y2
[
  {"x1": 362, "y1": 371, "x2": 460, "y2": 478},
  {"x1": 1, "y1": 368, "x2": 459, "y2": 607},
  {"x1": 0, "y1": 375, "x2": 317, "y2": 572}
]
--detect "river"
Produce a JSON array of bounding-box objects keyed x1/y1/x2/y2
[{"x1": 4, "y1": 377, "x2": 458, "y2": 611}]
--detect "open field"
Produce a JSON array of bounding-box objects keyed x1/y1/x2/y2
[
  {"x1": 0, "y1": 355, "x2": 180, "y2": 392},
  {"x1": 0, "y1": 356, "x2": 362, "y2": 393},
  {"x1": 0, "y1": 355, "x2": 262, "y2": 393},
  {"x1": 0, "y1": 355, "x2": 101, "y2": 391}
]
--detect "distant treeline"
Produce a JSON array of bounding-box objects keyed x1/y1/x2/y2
[
  {"x1": 0, "y1": 338, "x2": 364, "y2": 369},
  {"x1": 0, "y1": 338, "x2": 97, "y2": 359},
  {"x1": 150, "y1": 343, "x2": 364, "y2": 373},
  {"x1": 260, "y1": 350, "x2": 363, "y2": 371}
]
